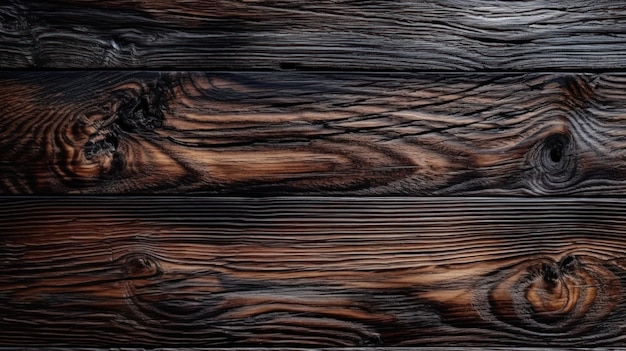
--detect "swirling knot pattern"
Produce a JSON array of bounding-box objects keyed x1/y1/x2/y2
[
  {"x1": 525, "y1": 133, "x2": 581, "y2": 194},
  {"x1": 476, "y1": 255, "x2": 621, "y2": 340}
]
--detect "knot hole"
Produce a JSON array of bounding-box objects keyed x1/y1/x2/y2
[
  {"x1": 549, "y1": 143, "x2": 563, "y2": 163},
  {"x1": 122, "y1": 253, "x2": 162, "y2": 279},
  {"x1": 543, "y1": 133, "x2": 570, "y2": 166},
  {"x1": 527, "y1": 131, "x2": 580, "y2": 191}
]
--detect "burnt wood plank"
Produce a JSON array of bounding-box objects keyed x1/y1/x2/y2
[
  {"x1": 1, "y1": 71, "x2": 626, "y2": 195},
  {"x1": 2, "y1": 0, "x2": 626, "y2": 70},
  {"x1": 2, "y1": 197, "x2": 626, "y2": 346}
]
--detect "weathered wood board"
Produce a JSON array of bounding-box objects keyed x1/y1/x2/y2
[
  {"x1": 2, "y1": 71, "x2": 626, "y2": 196},
  {"x1": 2, "y1": 0, "x2": 626, "y2": 70},
  {"x1": 2, "y1": 197, "x2": 626, "y2": 347},
  {"x1": 3, "y1": 0, "x2": 626, "y2": 349}
]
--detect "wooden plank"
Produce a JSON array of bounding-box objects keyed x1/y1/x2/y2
[
  {"x1": 5, "y1": 350, "x2": 610, "y2": 351},
  {"x1": 2, "y1": 71, "x2": 626, "y2": 195},
  {"x1": 2, "y1": 1, "x2": 626, "y2": 70},
  {"x1": 2, "y1": 197, "x2": 626, "y2": 347}
]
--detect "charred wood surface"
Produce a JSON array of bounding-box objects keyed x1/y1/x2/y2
[
  {"x1": 2, "y1": 1, "x2": 626, "y2": 70},
  {"x1": 3, "y1": 0, "x2": 626, "y2": 349},
  {"x1": 1, "y1": 72, "x2": 626, "y2": 195},
  {"x1": 1, "y1": 197, "x2": 626, "y2": 347}
]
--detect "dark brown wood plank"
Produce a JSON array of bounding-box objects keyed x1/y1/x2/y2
[
  {"x1": 2, "y1": 0, "x2": 626, "y2": 70},
  {"x1": 1, "y1": 197, "x2": 626, "y2": 346},
  {"x1": 2, "y1": 71, "x2": 626, "y2": 195}
]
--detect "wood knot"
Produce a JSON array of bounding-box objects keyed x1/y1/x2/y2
[
  {"x1": 525, "y1": 132, "x2": 580, "y2": 193},
  {"x1": 480, "y1": 254, "x2": 620, "y2": 339},
  {"x1": 121, "y1": 253, "x2": 162, "y2": 279},
  {"x1": 65, "y1": 77, "x2": 172, "y2": 185},
  {"x1": 116, "y1": 79, "x2": 168, "y2": 133},
  {"x1": 82, "y1": 130, "x2": 124, "y2": 177},
  {"x1": 527, "y1": 256, "x2": 582, "y2": 323},
  {"x1": 542, "y1": 134, "x2": 570, "y2": 167}
]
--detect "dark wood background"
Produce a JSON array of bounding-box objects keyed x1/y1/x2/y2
[{"x1": 2, "y1": 0, "x2": 626, "y2": 349}]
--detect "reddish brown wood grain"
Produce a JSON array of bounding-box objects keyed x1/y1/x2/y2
[
  {"x1": 2, "y1": 197, "x2": 626, "y2": 347},
  {"x1": 2, "y1": 72, "x2": 626, "y2": 195}
]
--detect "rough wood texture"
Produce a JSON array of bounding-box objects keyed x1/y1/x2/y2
[
  {"x1": 3, "y1": 0, "x2": 626, "y2": 70},
  {"x1": 2, "y1": 197, "x2": 626, "y2": 347},
  {"x1": 2, "y1": 71, "x2": 626, "y2": 195},
  {"x1": 4, "y1": 0, "x2": 626, "y2": 349}
]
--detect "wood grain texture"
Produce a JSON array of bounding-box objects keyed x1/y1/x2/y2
[
  {"x1": 2, "y1": 197, "x2": 626, "y2": 347},
  {"x1": 3, "y1": 0, "x2": 626, "y2": 70},
  {"x1": 2, "y1": 71, "x2": 626, "y2": 195}
]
